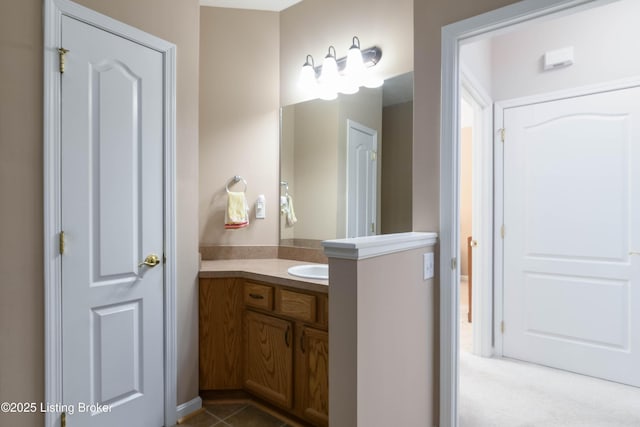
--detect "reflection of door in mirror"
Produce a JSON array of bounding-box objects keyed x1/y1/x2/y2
[
  {"x1": 347, "y1": 120, "x2": 378, "y2": 238},
  {"x1": 279, "y1": 72, "x2": 414, "y2": 248}
]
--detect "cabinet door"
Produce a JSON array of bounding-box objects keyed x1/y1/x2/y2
[
  {"x1": 300, "y1": 327, "x2": 329, "y2": 426},
  {"x1": 199, "y1": 278, "x2": 243, "y2": 389},
  {"x1": 244, "y1": 310, "x2": 293, "y2": 408}
]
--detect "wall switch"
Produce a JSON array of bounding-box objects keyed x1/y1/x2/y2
[
  {"x1": 255, "y1": 194, "x2": 266, "y2": 219},
  {"x1": 423, "y1": 253, "x2": 434, "y2": 280}
]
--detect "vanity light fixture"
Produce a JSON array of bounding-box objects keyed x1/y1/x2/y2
[{"x1": 299, "y1": 36, "x2": 383, "y2": 100}]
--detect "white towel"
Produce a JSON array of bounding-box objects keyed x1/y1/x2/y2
[
  {"x1": 225, "y1": 191, "x2": 249, "y2": 229},
  {"x1": 286, "y1": 194, "x2": 297, "y2": 226}
]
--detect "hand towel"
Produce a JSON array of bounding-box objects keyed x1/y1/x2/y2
[
  {"x1": 286, "y1": 194, "x2": 297, "y2": 226},
  {"x1": 225, "y1": 191, "x2": 249, "y2": 229}
]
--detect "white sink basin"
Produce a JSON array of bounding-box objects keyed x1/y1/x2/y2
[{"x1": 287, "y1": 264, "x2": 329, "y2": 280}]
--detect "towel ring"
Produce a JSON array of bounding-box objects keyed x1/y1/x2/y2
[{"x1": 226, "y1": 175, "x2": 247, "y2": 193}]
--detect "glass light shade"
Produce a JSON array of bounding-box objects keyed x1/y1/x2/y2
[
  {"x1": 299, "y1": 63, "x2": 316, "y2": 89},
  {"x1": 345, "y1": 46, "x2": 366, "y2": 78},
  {"x1": 319, "y1": 51, "x2": 339, "y2": 86}
]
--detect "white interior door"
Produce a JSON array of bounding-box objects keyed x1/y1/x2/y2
[
  {"x1": 502, "y1": 86, "x2": 640, "y2": 387},
  {"x1": 61, "y1": 15, "x2": 165, "y2": 425},
  {"x1": 347, "y1": 120, "x2": 378, "y2": 238}
]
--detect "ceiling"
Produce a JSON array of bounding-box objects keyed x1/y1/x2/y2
[{"x1": 199, "y1": 0, "x2": 303, "y2": 12}]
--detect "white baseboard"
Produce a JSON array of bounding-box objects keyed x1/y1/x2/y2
[{"x1": 176, "y1": 396, "x2": 202, "y2": 421}]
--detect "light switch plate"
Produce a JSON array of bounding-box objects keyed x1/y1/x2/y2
[{"x1": 423, "y1": 252, "x2": 434, "y2": 280}]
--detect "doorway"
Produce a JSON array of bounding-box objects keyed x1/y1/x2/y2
[
  {"x1": 44, "y1": 1, "x2": 177, "y2": 426},
  {"x1": 441, "y1": 0, "x2": 640, "y2": 425}
]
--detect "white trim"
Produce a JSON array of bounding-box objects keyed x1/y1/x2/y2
[
  {"x1": 176, "y1": 396, "x2": 203, "y2": 421},
  {"x1": 493, "y1": 105, "x2": 506, "y2": 356},
  {"x1": 497, "y1": 75, "x2": 640, "y2": 110},
  {"x1": 439, "y1": 1, "x2": 603, "y2": 426},
  {"x1": 322, "y1": 232, "x2": 437, "y2": 260},
  {"x1": 43, "y1": 1, "x2": 178, "y2": 426}
]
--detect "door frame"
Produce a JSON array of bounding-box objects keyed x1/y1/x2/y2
[
  {"x1": 459, "y1": 65, "x2": 494, "y2": 357},
  {"x1": 43, "y1": 1, "x2": 177, "y2": 426},
  {"x1": 439, "y1": 0, "x2": 610, "y2": 426},
  {"x1": 493, "y1": 75, "x2": 640, "y2": 356}
]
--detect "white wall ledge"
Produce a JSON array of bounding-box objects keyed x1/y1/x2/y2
[{"x1": 322, "y1": 231, "x2": 438, "y2": 260}]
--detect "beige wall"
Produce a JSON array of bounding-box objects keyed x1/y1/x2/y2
[
  {"x1": 0, "y1": 1, "x2": 200, "y2": 424},
  {"x1": 0, "y1": 2, "x2": 44, "y2": 426},
  {"x1": 413, "y1": 0, "x2": 518, "y2": 233},
  {"x1": 280, "y1": 0, "x2": 413, "y2": 106},
  {"x1": 381, "y1": 101, "x2": 413, "y2": 234},
  {"x1": 199, "y1": 7, "x2": 280, "y2": 247}
]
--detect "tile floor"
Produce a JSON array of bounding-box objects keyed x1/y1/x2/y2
[{"x1": 177, "y1": 401, "x2": 300, "y2": 427}]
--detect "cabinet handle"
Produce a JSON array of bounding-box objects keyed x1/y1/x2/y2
[
  {"x1": 248, "y1": 293, "x2": 264, "y2": 300},
  {"x1": 300, "y1": 331, "x2": 306, "y2": 353},
  {"x1": 285, "y1": 325, "x2": 291, "y2": 347}
]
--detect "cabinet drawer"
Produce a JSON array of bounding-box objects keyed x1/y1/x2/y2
[
  {"x1": 244, "y1": 282, "x2": 273, "y2": 310},
  {"x1": 278, "y1": 289, "x2": 316, "y2": 323}
]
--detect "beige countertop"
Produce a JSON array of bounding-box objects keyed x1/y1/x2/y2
[{"x1": 199, "y1": 258, "x2": 328, "y2": 293}]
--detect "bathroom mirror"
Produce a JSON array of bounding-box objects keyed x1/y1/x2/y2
[{"x1": 280, "y1": 72, "x2": 413, "y2": 248}]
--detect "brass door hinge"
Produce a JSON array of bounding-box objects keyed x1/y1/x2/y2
[
  {"x1": 501, "y1": 321, "x2": 505, "y2": 334},
  {"x1": 370, "y1": 151, "x2": 377, "y2": 161},
  {"x1": 500, "y1": 128, "x2": 505, "y2": 143},
  {"x1": 451, "y1": 257, "x2": 457, "y2": 270},
  {"x1": 500, "y1": 224, "x2": 506, "y2": 239},
  {"x1": 59, "y1": 231, "x2": 66, "y2": 255},
  {"x1": 61, "y1": 411, "x2": 66, "y2": 427},
  {"x1": 58, "y1": 47, "x2": 69, "y2": 73},
  {"x1": 370, "y1": 222, "x2": 375, "y2": 233}
]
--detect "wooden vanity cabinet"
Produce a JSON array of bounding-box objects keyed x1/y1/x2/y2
[{"x1": 200, "y1": 277, "x2": 328, "y2": 426}]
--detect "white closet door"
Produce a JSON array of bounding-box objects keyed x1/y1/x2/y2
[
  {"x1": 502, "y1": 86, "x2": 640, "y2": 387},
  {"x1": 61, "y1": 15, "x2": 165, "y2": 425}
]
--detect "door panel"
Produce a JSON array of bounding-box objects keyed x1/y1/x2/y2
[
  {"x1": 93, "y1": 61, "x2": 142, "y2": 278},
  {"x1": 61, "y1": 15, "x2": 164, "y2": 426},
  {"x1": 502, "y1": 86, "x2": 640, "y2": 387},
  {"x1": 91, "y1": 301, "x2": 143, "y2": 405}
]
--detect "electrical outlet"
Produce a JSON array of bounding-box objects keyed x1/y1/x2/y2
[{"x1": 423, "y1": 252, "x2": 434, "y2": 280}]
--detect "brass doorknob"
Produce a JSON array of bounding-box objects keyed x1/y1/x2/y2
[
  {"x1": 139, "y1": 254, "x2": 161, "y2": 267},
  {"x1": 470, "y1": 240, "x2": 478, "y2": 248}
]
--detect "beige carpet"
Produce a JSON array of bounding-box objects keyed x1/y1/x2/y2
[
  {"x1": 459, "y1": 279, "x2": 640, "y2": 426},
  {"x1": 460, "y1": 344, "x2": 640, "y2": 426}
]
